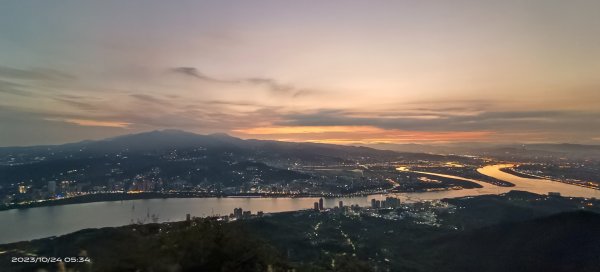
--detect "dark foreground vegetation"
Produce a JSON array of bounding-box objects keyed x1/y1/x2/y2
[{"x1": 2, "y1": 192, "x2": 600, "y2": 272}]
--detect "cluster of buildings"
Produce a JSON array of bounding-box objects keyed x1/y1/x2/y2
[
  {"x1": 313, "y1": 198, "x2": 325, "y2": 211},
  {"x1": 185, "y1": 207, "x2": 265, "y2": 223},
  {"x1": 309, "y1": 196, "x2": 452, "y2": 227},
  {"x1": 312, "y1": 196, "x2": 403, "y2": 215},
  {"x1": 5, "y1": 180, "x2": 91, "y2": 205},
  {"x1": 229, "y1": 207, "x2": 264, "y2": 220},
  {"x1": 313, "y1": 198, "x2": 352, "y2": 214},
  {"x1": 371, "y1": 197, "x2": 401, "y2": 209}
]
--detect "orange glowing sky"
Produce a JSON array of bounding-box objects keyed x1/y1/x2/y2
[
  {"x1": 234, "y1": 126, "x2": 493, "y2": 144},
  {"x1": 1, "y1": 1, "x2": 600, "y2": 146}
]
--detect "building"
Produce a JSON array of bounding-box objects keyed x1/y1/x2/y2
[
  {"x1": 319, "y1": 198, "x2": 324, "y2": 210},
  {"x1": 186, "y1": 213, "x2": 191, "y2": 221},
  {"x1": 339, "y1": 201, "x2": 344, "y2": 208},
  {"x1": 233, "y1": 207, "x2": 243, "y2": 218},
  {"x1": 314, "y1": 202, "x2": 320, "y2": 211},
  {"x1": 385, "y1": 197, "x2": 401, "y2": 208},
  {"x1": 242, "y1": 210, "x2": 251, "y2": 218}
]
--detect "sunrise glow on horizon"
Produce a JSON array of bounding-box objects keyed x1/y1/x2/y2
[{"x1": 1, "y1": 1, "x2": 600, "y2": 146}]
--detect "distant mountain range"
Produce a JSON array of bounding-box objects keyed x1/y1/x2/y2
[
  {"x1": 365, "y1": 142, "x2": 600, "y2": 159},
  {"x1": 0, "y1": 129, "x2": 400, "y2": 163},
  {"x1": 4, "y1": 129, "x2": 599, "y2": 157},
  {"x1": 2, "y1": 129, "x2": 599, "y2": 165},
  {"x1": 0, "y1": 130, "x2": 403, "y2": 189}
]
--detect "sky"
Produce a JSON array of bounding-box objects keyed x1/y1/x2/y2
[{"x1": 1, "y1": 0, "x2": 600, "y2": 146}]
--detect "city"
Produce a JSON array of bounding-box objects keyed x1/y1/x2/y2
[
  {"x1": 2, "y1": 1, "x2": 600, "y2": 271},
  {"x1": 2, "y1": 131, "x2": 599, "y2": 211}
]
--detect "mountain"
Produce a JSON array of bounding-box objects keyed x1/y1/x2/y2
[
  {"x1": 0, "y1": 129, "x2": 399, "y2": 161},
  {"x1": 433, "y1": 210, "x2": 600, "y2": 272},
  {"x1": 366, "y1": 142, "x2": 600, "y2": 160},
  {"x1": 0, "y1": 130, "x2": 245, "y2": 154},
  {"x1": 0, "y1": 130, "x2": 403, "y2": 190},
  {"x1": 3, "y1": 207, "x2": 598, "y2": 272},
  {"x1": 525, "y1": 143, "x2": 600, "y2": 153}
]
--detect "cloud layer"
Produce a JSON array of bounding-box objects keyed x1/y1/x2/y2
[{"x1": 1, "y1": 1, "x2": 600, "y2": 146}]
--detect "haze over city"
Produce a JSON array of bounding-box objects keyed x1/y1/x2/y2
[{"x1": 1, "y1": 0, "x2": 600, "y2": 146}]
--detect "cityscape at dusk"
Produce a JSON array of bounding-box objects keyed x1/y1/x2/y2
[{"x1": 1, "y1": 1, "x2": 600, "y2": 272}]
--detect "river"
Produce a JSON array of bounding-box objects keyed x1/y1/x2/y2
[
  {"x1": 0, "y1": 164, "x2": 598, "y2": 244},
  {"x1": 477, "y1": 164, "x2": 600, "y2": 198}
]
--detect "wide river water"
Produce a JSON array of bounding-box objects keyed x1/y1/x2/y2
[{"x1": 1, "y1": 164, "x2": 598, "y2": 244}]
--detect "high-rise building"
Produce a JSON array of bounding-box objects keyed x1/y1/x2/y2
[
  {"x1": 233, "y1": 207, "x2": 243, "y2": 218},
  {"x1": 319, "y1": 198, "x2": 324, "y2": 210},
  {"x1": 385, "y1": 197, "x2": 401, "y2": 208},
  {"x1": 242, "y1": 210, "x2": 251, "y2": 218},
  {"x1": 314, "y1": 202, "x2": 320, "y2": 211}
]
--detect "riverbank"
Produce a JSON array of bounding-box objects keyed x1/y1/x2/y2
[
  {"x1": 1, "y1": 192, "x2": 209, "y2": 211},
  {"x1": 3, "y1": 191, "x2": 599, "y2": 272},
  {"x1": 1, "y1": 190, "x2": 398, "y2": 212},
  {"x1": 5, "y1": 163, "x2": 599, "y2": 212},
  {"x1": 499, "y1": 167, "x2": 539, "y2": 179},
  {"x1": 496, "y1": 164, "x2": 600, "y2": 191},
  {"x1": 478, "y1": 164, "x2": 600, "y2": 198},
  {"x1": 1, "y1": 192, "x2": 332, "y2": 212}
]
